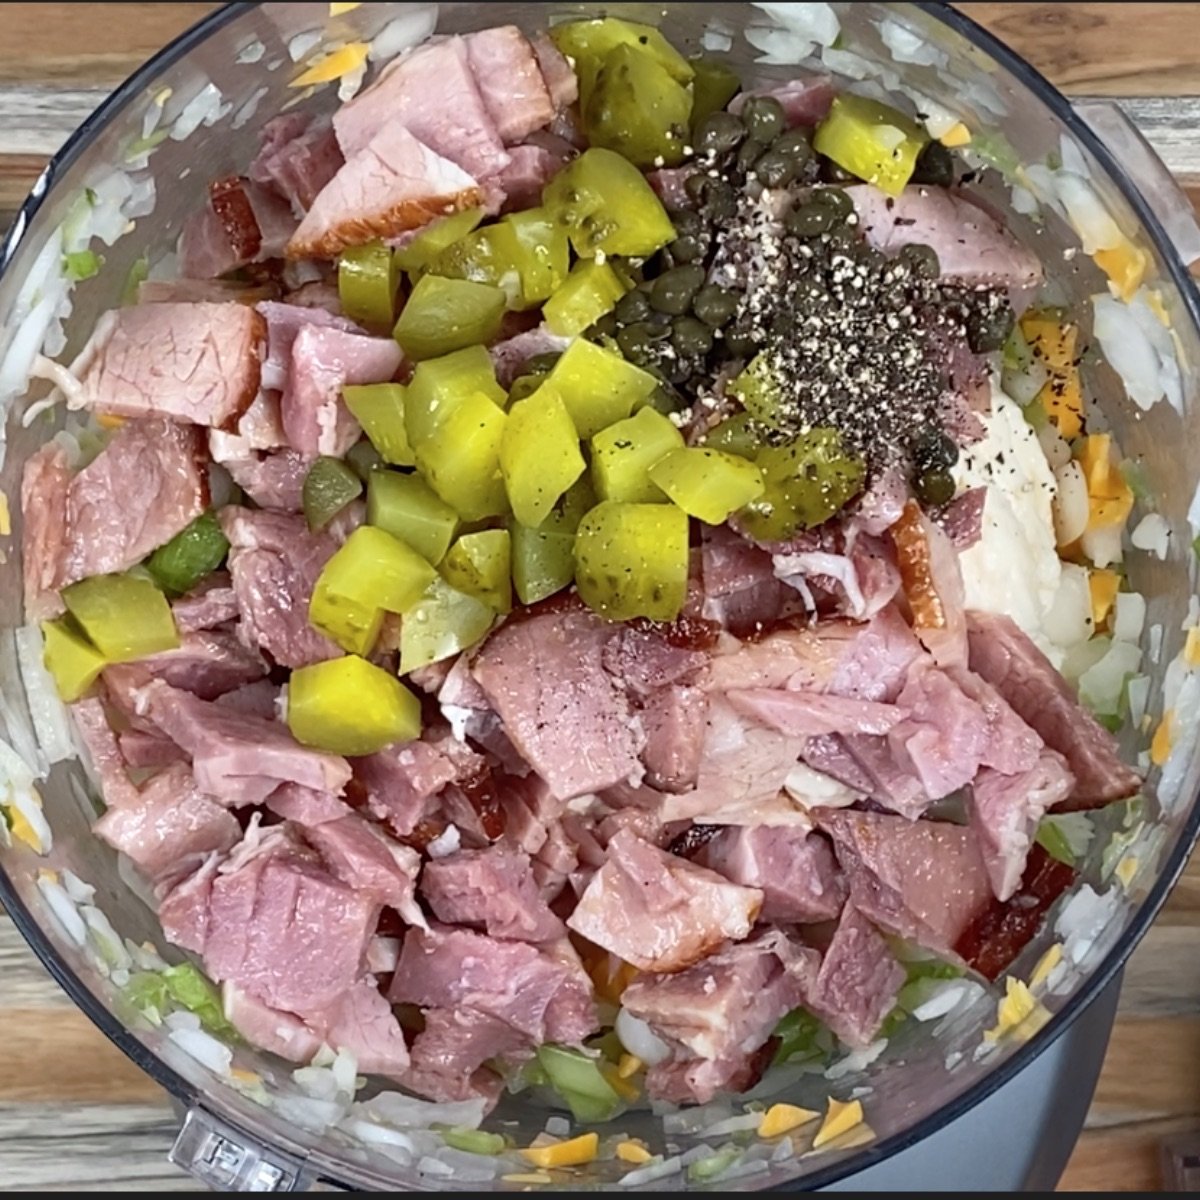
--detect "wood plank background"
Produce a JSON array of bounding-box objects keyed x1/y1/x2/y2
[{"x1": 0, "y1": 2, "x2": 1197, "y2": 1191}]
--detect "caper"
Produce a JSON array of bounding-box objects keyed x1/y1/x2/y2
[
  {"x1": 741, "y1": 95, "x2": 786, "y2": 143},
  {"x1": 724, "y1": 327, "x2": 759, "y2": 357},
  {"x1": 813, "y1": 187, "x2": 853, "y2": 222},
  {"x1": 772, "y1": 127, "x2": 813, "y2": 161},
  {"x1": 672, "y1": 315, "x2": 715, "y2": 359},
  {"x1": 685, "y1": 171, "x2": 715, "y2": 205},
  {"x1": 644, "y1": 384, "x2": 685, "y2": 415},
  {"x1": 617, "y1": 322, "x2": 660, "y2": 367},
  {"x1": 615, "y1": 288, "x2": 653, "y2": 325},
  {"x1": 669, "y1": 232, "x2": 708, "y2": 263},
  {"x1": 912, "y1": 140, "x2": 955, "y2": 188},
  {"x1": 736, "y1": 138, "x2": 767, "y2": 175},
  {"x1": 914, "y1": 467, "x2": 956, "y2": 507},
  {"x1": 754, "y1": 149, "x2": 800, "y2": 188},
  {"x1": 786, "y1": 200, "x2": 835, "y2": 238},
  {"x1": 824, "y1": 225, "x2": 862, "y2": 257},
  {"x1": 508, "y1": 374, "x2": 543, "y2": 402},
  {"x1": 897, "y1": 243, "x2": 941, "y2": 279},
  {"x1": 701, "y1": 179, "x2": 738, "y2": 222},
  {"x1": 912, "y1": 428, "x2": 959, "y2": 472},
  {"x1": 696, "y1": 111, "x2": 746, "y2": 156},
  {"x1": 649, "y1": 264, "x2": 706, "y2": 317},
  {"x1": 965, "y1": 304, "x2": 1016, "y2": 354},
  {"x1": 674, "y1": 209, "x2": 704, "y2": 239},
  {"x1": 525, "y1": 352, "x2": 562, "y2": 376},
  {"x1": 692, "y1": 283, "x2": 740, "y2": 328},
  {"x1": 818, "y1": 156, "x2": 857, "y2": 184}
]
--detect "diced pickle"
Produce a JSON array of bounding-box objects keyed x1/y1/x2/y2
[
  {"x1": 510, "y1": 476, "x2": 596, "y2": 605},
  {"x1": 417, "y1": 390, "x2": 509, "y2": 521},
  {"x1": 367, "y1": 469, "x2": 459, "y2": 564},
  {"x1": 543, "y1": 149, "x2": 675, "y2": 260},
  {"x1": 62, "y1": 574, "x2": 179, "y2": 662},
  {"x1": 543, "y1": 259, "x2": 631, "y2": 338},
  {"x1": 41, "y1": 617, "x2": 106, "y2": 702},
  {"x1": 337, "y1": 240, "x2": 397, "y2": 330},
  {"x1": 502, "y1": 208, "x2": 570, "y2": 306},
  {"x1": 584, "y1": 43, "x2": 692, "y2": 168},
  {"x1": 393, "y1": 207, "x2": 484, "y2": 274},
  {"x1": 345, "y1": 439, "x2": 384, "y2": 481},
  {"x1": 288, "y1": 655, "x2": 421, "y2": 756},
  {"x1": 441, "y1": 529, "x2": 512, "y2": 614},
  {"x1": 145, "y1": 511, "x2": 230, "y2": 596},
  {"x1": 813, "y1": 94, "x2": 928, "y2": 197},
  {"x1": 649, "y1": 447, "x2": 765, "y2": 524},
  {"x1": 590, "y1": 406, "x2": 684, "y2": 503},
  {"x1": 690, "y1": 57, "x2": 741, "y2": 130},
  {"x1": 343, "y1": 383, "x2": 414, "y2": 466},
  {"x1": 729, "y1": 353, "x2": 788, "y2": 430},
  {"x1": 551, "y1": 17, "x2": 693, "y2": 107},
  {"x1": 574, "y1": 500, "x2": 690, "y2": 622},
  {"x1": 546, "y1": 338, "x2": 659, "y2": 439},
  {"x1": 399, "y1": 577, "x2": 496, "y2": 675},
  {"x1": 303, "y1": 457, "x2": 363, "y2": 531},
  {"x1": 405, "y1": 346, "x2": 505, "y2": 454},
  {"x1": 393, "y1": 275, "x2": 506, "y2": 360},
  {"x1": 739, "y1": 428, "x2": 866, "y2": 541},
  {"x1": 702, "y1": 412, "x2": 760, "y2": 459},
  {"x1": 501, "y1": 384, "x2": 586, "y2": 527}
]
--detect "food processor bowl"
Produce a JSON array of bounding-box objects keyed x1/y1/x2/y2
[{"x1": 1, "y1": 2, "x2": 1198, "y2": 1191}]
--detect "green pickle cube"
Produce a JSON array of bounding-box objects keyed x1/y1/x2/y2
[
  {"x1": 813, "y1": 94, "x2": 928, "y2": 197},
  {"x1": 337, "y1": 240, "x2": 397, "y2": 330},
  {"x1": 393, "y1": 275, "x2": 506, "y2": 360},
  {"x1": 510, "y1": 476, "x2": 596, "y2": 606},
  {"x1": 501, "y1": 208, "x2": 570, "y2": 305},
  {"x1": 543, "y1": 259, "x2": 630, "y2": 338},
  {"x1": 547, "y1": 338, "x2": 659, "y2": 439},
  {"x1": 441, "y1": 529, "x2": 513, "y2": 614},
  {"x1": 501, "y1": 383, "x2": 586, "y2": 527},
  {"x1": 393, "y1": 207, "x2": 484, "y2": 275},
  {"x1": 550, "y1": 16, "x2": 693, "y2": 106},
  {"x1": 302, "y1": 457, "x2": 363, "y2": 531},
  {"x1": 702, "y1": 412, "x2": 760, "y2": 459},
  {"x1": 400, "y1": 577, "x2": 496, "y2": 675},
  {"x1": 61, "y1": 574, "x2": 178, "y2": 662},
  {"x1": 649, "y1": 447, "x2": 765, "y2": 524},
  {"x1": 367, "y1": 470, "x2": 459, "y2": 565},
  {"x1": 405, "y1": 346, "x2": 505, "y2": 453},
  {"x1": 417, "y1": 391, "x2": 509, "y2": 521},
  {"x1": 590, "y1": 406, "x2": 684, "y2": 503},
  {"x1": 690, "y1": 57, "x2": 741, "y2": 130},
  {"x1": 145, "y1": 511, "x2": 230, "y2": 597},
  {"x1": 41, "y1": 617, "x2": 107, "y2": 702},
  {"x1": 343, "y1": 383, "x2": 415, "y2": 467}
]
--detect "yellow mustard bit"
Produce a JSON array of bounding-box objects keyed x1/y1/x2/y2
[
  {"x1": 1184, "y1": 626, "x2": 1200, "y2": 668},
  {"x1": 615, "y1": 1140, "x2": 653, "y2": 1165},
  {"x1": 812, "y1": 1097, "x2": 863, "y2": 1149},
  {"x1": 1115, "y1": 855, "x2": 1140, "y2": 889},
  {"x1": 1088, "y1": 568, "x2": 1119, "y2": 629},
  {"x1": 759, "y1": 1103, "x2": 821, "y2": 1139},
  {"x1": 96, "y1": 413, "x2": 126, "y2": 430},
  {"x1": 939, "y1": 122, "x2": 971, "y2": 148},
  {"x1": 520, "y1": 1132, "x2": 599, "y2": 1169},
  {"x1": 601, "y1": 1062, "x2": 640, "y2": 1103},
  {"x1": 1145, "y1": 289, "x2": 1171, "y2": 326},
  {"x1": 229, "y1": 1067, "x2": 261, "y2": 1086},
  {"x1": 0, "y1": 491, "x2": 10, "y2": 537},
  {"x1": 616, "y1": 1053, "x2": 643, "y2": 1079},
  {"x1": 330, "y1": 1, "x2": 362, "y2": 13},
  {"x1": 36, "y1": 866, "x2": 59, "y2": 884},
  {"x1": 1094, "y1": 240, "x2": 1149, "y2": 304},
  {"x1": 1029, "y1": 943, "x2": 1064, "y2": 991},
  {"x1": 1151, "y1": 710, "x2": 1174, "y2": 766},
  {"x1": 986, "y1": 977, "x2": 1051, "y2": 1043},
  {"x1": 10, "y1": 804, "x2": 42, "y2": 852},
  {"x1": 502, "y1": 1173, "x2": 552, "y2": 1186},
  {"x1": 290, "y1": 42, "x2": 369, "y2": 88}
]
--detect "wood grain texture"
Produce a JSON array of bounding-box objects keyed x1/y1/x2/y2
[{"x1": 0, "y1": 1, "x2": 1197, "y2": 1193}]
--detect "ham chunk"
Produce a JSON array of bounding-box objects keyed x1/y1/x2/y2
[
  {"x1": 566, "y1": 830, "x2": 761, "y2": 973},
  {"x1": 532, "y1": 32, "x2": 578, "y2": 110},
  {"x1": 699, "y1": 525, "x2": 788, "y2": 636},
  {"x1": 403, "y1": 1008, "x2": 524, "y2": 1104},
  {"x1": 291, "y1": 125, "x2": 483, "y2": 260},
  {"x1": 390, "y1": 923, "x2": 597, "y2": 1044},
  {"x1": 640, "y1": 685, "x2": 708, "y2": 793},
  {"x1": 221, "y1": 983, "x2": 324, "y2": 1063},
  {"x1": 178, "y1": 175, "x2": 298, "y2": 279},
  {"x1": 77, "y1": 303, "x2": 264, "y2": 429},
  {"x1": 171, "y1": 576, "x2": 240, "y2": 633},
  {"x1": 966, "y1": 612, "x2": 1141, "y2": 809},
  {"x1": 94, "y1": 762, "x2": 240, "y2": 881},
  {"x1": 145, "y1": 681, "x2": 351, "y2": 806},
  {"x1": 20, "y1": 443, "x2": 71, "y2": 619},
  {"x1": 421, "y1": 845, "x2": 564, "y2": 942},
  {"x1": 217, "y1": 448, "x2": 310, "y2": 513},
  {"x1": 354, "y1": 738, "x2": 465, "y2": 837},
  {"x1": 219, "y1": 507, "x2": 340, "y2": 669},
  {"x1": 249, "y1": 114, "x2": 345, "y2": 213},
  {"x1": 264, "y1": 783, "x2": 352, "y2": 827},
  {"x1": 727, "y1": 689, "x2": 902, "y2": 737},
  {"x1": 696, "y1": 826, "x2": 847, "y2": 923},
  {"x1": 134, "y1": 629, "x2": 267, "y2": 700},
  {"x1": 623, "y1": 929, "x2": 818, "y2": 1105},
  {"x1": 495, "y1": 142, "x2": 569, "y2": 212},
  {"x1": 72, "y1": 696, "x2": 139, "y2": 808},
  {"x1": 465, "y1": 27, "x2": 554, "y2": 144}
]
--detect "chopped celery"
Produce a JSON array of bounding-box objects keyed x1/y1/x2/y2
[
  {"x1": 813, "y1": 94, "x2": 928, "y2": 197},
  {"x1": 590, "y1": 406, "x2": 684, "y2": 503},
  {"x1": 535, "y1": 1044, "x2": 622, "y2": 1122},
  {"x1": 502, "y1": 208, "x2": 570, "y2": 306},
  {"x1": 302, "y1": 457, "x2": 363, "y2": 531},
  {"x1": 416, "y1": 390, "x2": 509, "y2": 521},
  {"x1": 367, "y1": 469, "x2": 458, "y2": 565},
  {"x1": 440, "y1": 1127, "x2": 506, "y2": 1156},
  {"x1": 120, "y1": 254, "x2": 149, "y2": 306},
  {"x1": 574, "y1": 500, "x2": 689, "y2": 622},
  {"x1": 1035, "y1": 812, "x2": 1095, "y2": 866},
  {"x1": 338, "y1": 240, "x2": 397, "y2": 330},
  {"x1": 1035, "y1": 818, "x2": 1076, "y2": 866},
  {"x1": 344, "y1": 383, "x2": 415, "y2": 466},
  {"x1": 288, "y1": 654, "x2": 422, "y2": 755},
  {"x1": 550, "y1": 17, "x2": 693, "y2": 108},
  {"x1": 345, "y1": 438, "x2": 384, "y2": 481},
  {"x1": 772, "y1": 1008, "x2": 828, "y2": 1065},
  {"x1": 441, "y1": 529, "x2": 512, "y2": 614},
  {"x1": 123, "y1": 971, "x2": 172, "y2": 1025},
  {"x1": 543, "y1": 148, "x2": 676, "y2": 260},
  {"x1": 393, "y1": 207, "x2": 484, "y2": 274},
  {"x1": 543, "y1": 259, "x2": 630, "y2": 338},
  {"x1": 41, "y1": 616, "x2": 107, "y2": 702},
  {"x1": 501, "y1": 384, "x2": 586, "y2": 527},
  {"x1": 393, "y1": 275, "x2": 506, "y2": 360},
  {"x1": 63, "y1": 249, "x2": 104, "y2": 282},
  {"x1": 584, "y1": 43, "x2": 692, "y2": 168},
  {"x1": 405, "y1": 346, "x2": 505, "y2": 453},
  {"x1": 145, "y1": 511, "x2": 230, "y2": 597},
  {"x1": 399, "y1": 577, "x2": 495, "y2": 675},
  {"x1": 702, "y1": 412, "x2": 759, "y2": 459},
  {"x1": 546, "y1": 338, "x2": 659, "y2": 439},
  {"x1": 689, "y1": 57, "x2": 741, "y2": 130},
  {"x1": 688, "y1": 1147, "x2": 741, "y2": 1183},
  {"x1": 162, "y1": 963, "x2": 236, "y2": 1037},
  {"x1": 62, "y1": 574, "x2": 179, "y2": 662},
  {"x1": 649, "y1": 447, "x2": 765, "y2": 524}
]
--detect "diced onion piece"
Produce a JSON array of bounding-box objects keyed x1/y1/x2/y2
[
  {"x1": 1052, "y1": 460, "x2": 1088, "y2": 547},
  {"x1": 1113, "y1": 591, "x2": 1147, "y2": 643},
  {"x1": 615, "y1": 1007, "x2": 671, "y2": 1066},
  {"x1": 1131, "y1": 513, "x2": 1170, "y2": 559}
]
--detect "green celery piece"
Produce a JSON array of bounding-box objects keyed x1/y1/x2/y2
[
  {"x1": 440, "y1": 1127, "x2": 505, "y2": 1156},
  {"x1": 123, "y1": 971, "x2": 172, "y2": 1025},
  {"x1": 163, "y1": 963, "x2": 237, "y2": 1037}
]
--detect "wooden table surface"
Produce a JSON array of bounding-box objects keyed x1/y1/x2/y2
[{"x1": 0, "y1": 2, "x2": 1198, "y2": 1192}]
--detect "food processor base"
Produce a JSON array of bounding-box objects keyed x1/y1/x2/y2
[{"x1": 821, "y1": 974, "x2": 1120, "y2": 1193}]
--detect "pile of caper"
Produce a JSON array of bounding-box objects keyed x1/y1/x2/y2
[{"x1": 695, "y1": 95, "x2": 820, "y2": 192}]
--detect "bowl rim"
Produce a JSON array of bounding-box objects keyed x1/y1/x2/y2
[{"x1": 1, "y1": 0, "x2": 1198, "y2": 1189}]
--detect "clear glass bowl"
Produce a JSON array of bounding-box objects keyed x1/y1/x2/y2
[{"x1": 0, "y1": 2, "x2": 1198, "y2": 1190}]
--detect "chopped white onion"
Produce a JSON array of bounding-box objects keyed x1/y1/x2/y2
[
  {"x1": 1093, "y1": 294, "x2": 1163, "y2": 411},
  {"x1": 697, "y1": 1112, "x2": 762, "y2": 1137},
  {"x1": 272, "y1": 1093, "x2": 347, "y2": 1133},
  {"x1": 619, "y1": 1156, "x2": 683, "y2": 1187},
  {"x1": 426, "y1": 824, "x2": 461, "y2": 859},
  {"x1": 82, "y1": 904, "x2": 133, "y2": 971},
  {"x1": 745, "y1": 25, "x2": 815, "y2": 65},
  {"x1": 61, "y1": 869, "x2": 95, "y2": 904},
  {"x1": 1036, "y1": 422, "x2": 1072, "y2": 470},
  {"x1": 1079, "y1": 639, "x2": 1142, "y2": 717},
  {"x1": 616, "y1": 1007, "x2": 672, "y2": 1066},
  {"x1": 338, "y1": 62, "x2": 368, "y2": 103},
  {"x1": 1131, "y1": 513, "x2": 1171, "y2": 560},
  {"x1": 1052, "y1": 460, "x2": 1089, "y2": 547},
  {"x1": 232, "y1": 85, "x2": 269, "y2": 131},
  {"x1": 701, "y1": 27, "x2": 734, "y2": 53},
  {"x1": 1159, "y1": 668, "x2": 1200, "y2": 813},
  {"x1": 1010, "y1": 183, "x2": 1040, "y2": 217},
  {"x1": 236, "y1": 39, "x2": 266, "y2": 64},
  {"x1": 544, "y1": 1115, "x2": 571, "y2": 1138},
  {"x1": 754, "y1": 2, "x2": 840, "y2": 46},
  {"x1": 825, "y1": 1037, "x2": 888, "y2": 1079},
  {"x1": 421, "y1": 1148, "x2": 499, "y2": 1182},
  {"x1": 370, "y1": 7, "x2": 438, "y2": 62},
  {"x1": 357, "y1": 1091, "x2": 487, "y2": 1131},
  {"x1": 1150, "y1": 622, "x2": 1164, "y2": 664},
  {"x1": 14, "y1": 624, "x2": 76, "y2": 765},
  {"x1": 1042, "y1": 562, "x2": 1093, "y2": 654},
  {"x1": 1055, "y1": 884, "x2": 1124, "y2": 967},
  {"x1": 662, "y1": 1100, "x2": 733, "y2": 1135},
  {"x1": 1127, "y1": 674, "x2": 1151, "y2": 727},
  {"x1": 1113, "y1": 592, "x2": 1147, "y2": 643},
  {"x1": 288, "y1": 30, "x2": 323, "y2": 62},
  {"x1": 1081, "y1": 521, "x2": 1124, "y2": 570},
  {"x1": 879, "y1": 17, "x2": 945, "y2": 66},
  {"x1": 37, "y1": 872, "x2": 87, "y2": 944}
]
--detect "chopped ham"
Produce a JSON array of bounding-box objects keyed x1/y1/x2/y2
[
  {"x1": 566, "y1": 829, "x2": 761, "y2": 973},
  {"x1": 354, "y1": 736, "x2": 478, "y2": 837},
  {"x1": 696, "y1": 826, "x2": 848, "y2": 922},
  {"x1": 403, "y1": 1008, "x2": 523, "y2": 1104},
  {"x1": 699, "y1": 525, "x2": 788, "y2": 636},
  {"x1": 249, "y1": 114, "x2": 345, "y2": 214},
  {"x1": 219, "y1": 507, "x2": 340, "y2": 669},
  {"x1": 76, "y1": 303, "x2": 264, "y2": 429},
  {"x1": 727, "y1": 689, "x2": 902, "y2": 737},
  {"x1": 171, "y1": 576, "x2": 240, "y2": 633},
  {"x1": 465, "y1": 27, "x2": 554, "y2": 144},
  {"x1": 950, "y1": 666, "x2": 1044, "y2": 776},
  {"x1": 19, "y1": 443, "x2": 71, "y2": 619},
  {"x1": 222, "y1": 982, "x2": 324, "y2": 1063},
  {"x1": 257, "y1": 301, "x2": 360, "y2": 392},
  {"x1": 71, "y1": 696, "x2": 139, "y2": 809},
  {"x1": 495, "y1": 142, "x2": 569, "y2": 212},
  {"x1": 145, "y1": 681, "x2": 351, "y2": 807},
  {"x1": 601, "y1": 624, "x2": 707, "y2": 698},
  {"x1": 488, "y1": 324, "x2": 571, "y2": 389},
  {"x1": 135, "y1": 629, "x2": 267, "y2": 700},
  {"x1": 647, "y1": 165, "x2": 700, "y2": 212},
  {"x1": 891, "y1": 500, "x2": 967, "y2": 666},
  {"x1": 729, "y1": 77, "x2": 836, "y2": 127},
  {"x1": 849, "y1": 185, "x2": 1044, "y2": 288},
  {"x1": 265, "y1": 783, "x2": 352, "y2": 826},
  {"x1": 623, "y1": 929, "x2": 818, "y2": 1105},
  {"x1": 838, "y1": 733, "x2": 932, "y2": 819},
  {"x1": 640, "y1": 686, "x2": 708, "y2": 793},
  {"x1": 389, "y1": 923, "x2": 597, "y2": 1043},
  {"x1": 854, "y1": 466, "x2": 908, "y2": 536},
  {"x1": 118, "y1": 729, "x2": 187, "y2": 769},
  {"x1": 938, "y1": 486, "x2": 987, "y2": 549},
  {"x1": 178, "y1": 175, "x2": 298, "y2": 279},
  {"x1": 531, "y1": 32, "x2": 578, "y2": 110},
  {"x1": 215, "y1": 679, "x2": 281, "y2": 720},
  {"x1": 235, "y1": 391, "x2": 288, "y2": 451},
  {"x1": 966, "y1": 612, "x2": 1141, "y2": 809},
  {"x1": 971, "y1": 751, "x2": 1075, "y2": 901},
  {"x1": 159, "y1": 854, "x2": 221, "y2": 954},
  {"x1": 421, "y1": 845, "x2": 564, "y2": 942},
  {"x1": 217, "y1": 448, "x2": 310, "y2": 513}
]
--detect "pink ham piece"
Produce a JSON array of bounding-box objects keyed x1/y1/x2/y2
[
  {"x1": 144, "y1": 681, "x2": 351, "y2": 807},
  {"x1": 19, "y1": 442, "x2": 71, "y2": 619},
  {"x1": 699, "y1": 525, "x2": 788, "y2": 636},
  {"x1": 696, "y1": 826, "x2": 848, "y2": 923},
  {"x1": 421, "y1": 845, "x2": 564, "y2": 942},
  {"x1": 257, "y1": 302, "x2": 361, "y2": 392},
  {"x1": 178, "y1": 175, "x2": 298, "y2": 279},
  {"x1": 640, "y1": 685, "x2": 708, "y2": 793},
  {"x1": 94, "y1": 762, "x2": 240, "y2": 882},
  {"x1": 171, "y1": 576, "x2": 240, "y2": 633},
  {"x1": 465, "y1": 27, "x2": 555, "y2": 144},
  {"x1": 249, "y1": 114, "x2": 345, "y2": 214},
  {"x1": 623, "y1": 929, "x2": 818, "y2": 1105},
  {"x1": 403, "y1": 1008, "x2": 524, "y2": 1104},
  {"x1": 488, "y1": 325, "x2": 570, "y2": 389},
  {"x1": 966, "y1": 611, "x2": 1141, "y2": 810},
  {"x1": 71, "y1": 696, "x2": 139, "y2": 808},
  {"x1": 216, "y1": 448, "x2": 310, "y2": 513},
  {"x1": 727, "y1": 689, "x2": 903, "y2": 737},
  {"x1": 495, "y1": 142, "x2": 569, "y2": 212},
  {"x1": 265, "y1": 783, "x2": 352, "y2": 827},
  {"x1": 219, "y1": 507, "x2": 340, "y2": 669},
  {"x1": 566, "y1": 829, "x2": 761, "y2": 973},
  {"x1": 531, "y1": 32, "x2": 578, "y2": 111},
  {"x1": 221, "y1": 983, "x2": 324, "y2": 1064},
  {"x1": 133, "y1": 629, "x2": 267, "y2": 701},
  {"x1": 891, "y1": 500, "x2": 967, "y2": 667},
  {"x1": 848, "y1": 184, "x2": 1044, "y2": 289},
  {"x1": 118, "y1": 730, "x2": 187, "y2": 770},
  {"x1": 215, "y1": 680, "x2": 281, "y2": 721},
  {"x1": 75, "y1": 303, "x2": 264, "y2": 429}
]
